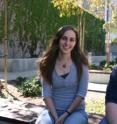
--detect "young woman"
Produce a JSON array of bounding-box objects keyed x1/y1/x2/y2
[{"x1": 36, "y1": 25, "x2": 89, "y2": 124}]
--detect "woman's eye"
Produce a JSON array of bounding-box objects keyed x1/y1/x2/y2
[
  {"x1": 70, "y1": 38, "x2": 75, "y2": 42},
  {"x1": 61, "y1": 36, "x2": 67, "y2": 41}
]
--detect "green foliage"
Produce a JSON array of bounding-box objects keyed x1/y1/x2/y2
[
  {"x1": 99, "y1": 60, "x2": 117, "y2": 71},
  {"x1": 20, "y1": 77, "x2": 41, "y2": 97},
  {"x1": 0, "y1": 0, "x2": 105, "y2": 56},
  {"x1": 90, "y1": 59, "x2": 117, "y2": 71},
  {"x1": 85, "y1": 13, "x2": 106, "y2": 55},
  {"x1": 16, "y1": 76, "x2": 27, "y2": 86},
  {"x1": 51, "y1": 0, "x2": 81, "y2": 17},
  {"x1": 52, "y1": 0, "x2": 105, "y2": 55},
  {"x1": 112, "y1": 38, "x2": 117, "y2": 44},
  {"x1": 112, "y1": 8, "x2": 117, "y2": 27},
  {"x1": 90, "y1": 64, "x2": 102, "y2": 70},
  {"x1": 6, "y1": 0, "x2": 79, "y2": 57},
  {"x1": 99, "y1": 60, "x2": 106, "y2": 67}
]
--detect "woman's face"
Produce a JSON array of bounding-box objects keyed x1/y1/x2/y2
[{"x1": 59, "y1": 30, "x2": 76, "y2": 55}]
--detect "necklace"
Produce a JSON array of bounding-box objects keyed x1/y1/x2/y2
[{"x1": 62, "y1": 64, "x2": 67, "y2": 68}]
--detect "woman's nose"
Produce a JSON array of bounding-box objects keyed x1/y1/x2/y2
[{"x1": 65, "y1": 39, "x2": 70, "y2": 45}]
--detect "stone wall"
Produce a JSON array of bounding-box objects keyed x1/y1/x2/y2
[
  {"x1": 111, "y1": 43, "x2": 117, "y2": 56},
  {"x1": 0, "y1": 58, "x2": 38, "y2": 72},
  {"x1": 0, "y1": 55, "x2": 117, "y2": 72},
  {"x1": 0, "y1": 41, "x2": 43, "y2": 58},
  {"x1": 88, "y1": 54, "x2": 117, "y2": 65}
]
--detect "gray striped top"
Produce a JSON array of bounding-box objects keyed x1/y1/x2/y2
[{"x1": 41, "y1": 63, "x2": 89, "y2": 111}]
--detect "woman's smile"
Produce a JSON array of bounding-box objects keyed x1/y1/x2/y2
[{"x1": 59, "y1": 30, "x2": 76, "y2": 54}]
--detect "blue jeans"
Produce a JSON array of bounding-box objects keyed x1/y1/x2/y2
[
  {"x1": 35, "y1": 109, "x2": 88, "y2": 124},
  {"x1": 99, "y1": 117, "x2": 108, "y2": 124}
]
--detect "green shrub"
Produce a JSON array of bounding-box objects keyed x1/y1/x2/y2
[
  {"x1": 90, "y1": 64, "x2": 102, "y2": 70},
  {"x1": 112, "y1": 38, "x2": 117, "y2": 44},
  {"x1": 16, "y1": 76, "x2": 27, "y2": 85},
  {"x1": 90, "y1": 59, "x2": 117, "y2": 71},
  {"x1": 99, "y1": 60, "x2": 106, "y2": 68},
  {"x1": 20, "y1": 77, "x2": 41, "y2": 97}
]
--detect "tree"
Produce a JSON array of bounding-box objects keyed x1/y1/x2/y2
[
  {"x1": 52, "y1": 0, "x2": 87, "y2": 51},
  {"x1": 0, "y1": 0, "x2": 105, "y2": 57},
  {"x1": 112, "y1": 8, "x2": 117, "y2": 27},
  {"x1": 51, "y1": 0, "x2": 105, "y2": 52},
  {"x1": 0, "y1": 0, "x2": 4, "y2": 41},
  {"x1": 1, "y1": 0, "x2": 78, "y2": 57}
]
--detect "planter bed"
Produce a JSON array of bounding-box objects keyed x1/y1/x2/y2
[{"x1": 89, "y1": 70, "x2": 111, "y2": 84}]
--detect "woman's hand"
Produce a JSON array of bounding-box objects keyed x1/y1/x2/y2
[{"x1": 55, "y1": 112, "x2": 68, "y2": 124}]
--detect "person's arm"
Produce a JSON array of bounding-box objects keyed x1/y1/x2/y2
[
  {"x1": 67, "y1": 65, "x2": 89, "y2": 113},
  {"x1": 106, "y1": 103, "x2": 117, "y2": 124},
  {"x1": 105, "y1": 65, "x2": 117, "y2": 124},
  {"x1": 41, "y1": 78, "x2": 58, "y2": 121},
  {"x1": 44, "y1": 97, "x2": 58, "y2": 121}
]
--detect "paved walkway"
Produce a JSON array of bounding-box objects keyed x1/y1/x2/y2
[{"x1": 88, "y1": 82, "x2": 107, "y2": 93}]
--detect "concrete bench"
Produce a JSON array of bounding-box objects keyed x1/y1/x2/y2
[{"x1": 0, "y1": 98, "x2": 45, "y2": 124}]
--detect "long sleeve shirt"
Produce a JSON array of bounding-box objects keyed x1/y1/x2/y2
[{"x1": 41, "y1": 63, "x2": 89, "y2": 111}]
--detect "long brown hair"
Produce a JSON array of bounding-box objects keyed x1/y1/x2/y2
[{"x1": 39, "y1": 25, "x2": 89, "y2": 85}]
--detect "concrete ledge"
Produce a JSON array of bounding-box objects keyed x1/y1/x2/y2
[
  {"x1": 89, "y1": 70, "x2": 110, "y2": 84},
  {"x1": 89, "y1": 70, "x2": 111, "y2": 74},
  {"x1": 88, "y1": 82, "x2": 107, "y2": 93},
  {"x1": 0, "y1": 98, "x2": 45, "y2": 124},
  {"x1": 88, "y1": 113, "x2": 103, "y2": 124}
]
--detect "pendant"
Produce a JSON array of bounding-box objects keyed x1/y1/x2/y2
[{"x1": 62, "y1": 64, "x2": 66, "y2": 68}]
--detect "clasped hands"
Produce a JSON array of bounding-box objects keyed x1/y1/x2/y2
[{"x1": 55, "y1": 112, "x2": 68, "y2": 124}]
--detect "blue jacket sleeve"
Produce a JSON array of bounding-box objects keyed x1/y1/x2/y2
[{"x1": 76, "y1": 65, "x2": 89, "y2": 98}]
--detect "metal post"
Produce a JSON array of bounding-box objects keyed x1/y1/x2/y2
[{"x1": 105, "y1": 0, "x2": 110, "y2": 64}]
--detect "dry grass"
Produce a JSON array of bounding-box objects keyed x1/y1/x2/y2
[{"x1": 86, "y1": 91, "x2": 105, "y2": 115}]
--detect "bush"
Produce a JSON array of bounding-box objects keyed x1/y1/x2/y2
[
  {"x1": 90, "y1": 59, "x2": 117, "y2": 71},
  {"x1": 20, "y1": 77, "x2": 41, "y2": 97},
  {"x1": 111, "y1": 38, "x2": 117, "y2": 44},
  {"x1": 16, "y1": 76, "x2": 27, "y2": 85},
  {"x1": 90, "y1": 64, "x2": 102, "y2": 70}
]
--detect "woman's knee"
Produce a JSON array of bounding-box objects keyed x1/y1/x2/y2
[{"x1": 64, "y1": 111, "x2": 88, "y2": 124}]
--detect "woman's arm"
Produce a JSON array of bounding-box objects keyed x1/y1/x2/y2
[
  {"x1": 41, "y1": 78, "x2": 58, "y2": 121},
  {"x1": 44, "y1": 97, "x2": 58, "y2": 121},
  {"x1": 67, "y1": 65, "x2": 89, "y2": 113},
  {"x1": 67, "y1": 96, "x2": 83, "y2": 113}
]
